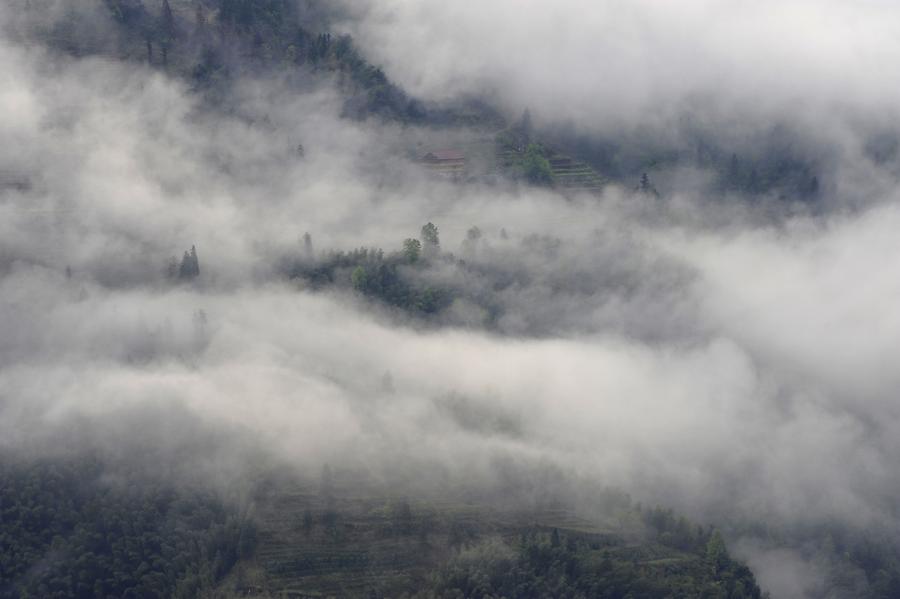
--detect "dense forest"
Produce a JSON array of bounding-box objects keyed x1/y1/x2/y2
[
  {"x1": 0, "y1": 455, "x2": 254, "y2": 599},
  {"x1": 424, "y1": 529, "x2": 761, "y2": 599},
  {"x1": 0, "y1": 452, "x2": 764, "y2": 598},
  {"x1": 33, "y1": 0, "x2": 498, "y2": 126}
]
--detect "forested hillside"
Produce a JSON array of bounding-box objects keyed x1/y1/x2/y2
[
  {"x1": 8, "y1": 0, "x2": 819, "y2": 197},
  {"x1": 0, "y1": 455, "x2": 254, "y2": 598}
]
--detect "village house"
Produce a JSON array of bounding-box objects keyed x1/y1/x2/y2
[{"x1": 420, "y1": 149, "x2": 466, "y2": 177}]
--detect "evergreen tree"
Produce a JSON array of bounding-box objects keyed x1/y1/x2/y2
[
  {"x1": 461, "y1": 226, "x2": 482, "y2": 256},
  {"x1": 159, "y1": 0, "x2": 176, "y2": 67},
  {"x1": 351, "y1": 265, "x2": 368, "y2": 291},
  {"x1": 638, "y1": 172, "x2": 660, "y2": 197},
  {"x1": 402, "y1": 238, "x2": 421, "y2": 264},
  {"x1": 189, "y1": 245, "x2": 200, "y2": 277},
  {"x1": 421, "y1": 222, "x2": 440, "y2": 257},
  {"x1": 178, "y1": 245, "x2": 200, "y2": 280},
  {"x1": 705, "y1": 530, "x2": 729, "y2": 575},
  {"x1": 179, "y1": 251, "x2": 192, "y2": 279},
  {"x1": 519, "y1": 108, "x2": 533, "y2": 144}
]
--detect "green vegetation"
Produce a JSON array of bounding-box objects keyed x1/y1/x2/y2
[
  {"x1": 496, "y1": 133, "x2": 607, "y2": 193},
  {"x1": 424, "y1": 527, "x2": 761, "y2": 599},
  {"x1": 519, "y1": 144, "x2": 555, "y2": 186},
  {"x1": 403, "y1": 238, "x2": 423, "y2": 264},
  {"x1": 0, "y1": 456, "x2": 252, "y2": 599},
  {"x1": 31, "y1": 1, "x2": 822, "y2": 197},
  {"x1": 167, "y1": 244, "x2": 200, "y2": 281},
  {"x1": 26, "y1": 0, "x2": 424, "y2": 120},
  {"x1": 221, "y1": 471, "x2": 765, "y2": 599},
  {"x1": 290, "y1": 236, "x2": 451, "y2": 316},
  {"x1": 135, "y1": 0, "x2": 501, "y2": 125},
  {"x1": 421, "y1": 222, "x2": 441, "y2": 258}
]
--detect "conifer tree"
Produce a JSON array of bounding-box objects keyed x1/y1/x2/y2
[
  {"x1": 159, "y1": 0, "x2": 176, "y2": 67},
  {"x1": 421, "y1": 222, "x2": 440, "y2": 257}
]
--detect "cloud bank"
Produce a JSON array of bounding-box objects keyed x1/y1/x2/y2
[{"x1": 2, "y1": 2, "x2": 900, "y2": 596}]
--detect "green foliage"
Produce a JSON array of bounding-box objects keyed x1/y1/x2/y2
[
  {"x1": 403, "y1": 238, "x2": 422, "y2": 264},
  {"x1": 203, "y1": 5, "x2": 416, "y2": 119},
  {"x1": 350, "y1": 265, "x2": 368, "y2": 291},
  {"x1": 519, "y1": 143, "x2": 555, "y2": 185},
  {"x1": 176, "y1": 245, "x2": 200, "y2": 280},
  {"x1": 0, "y1": 456, "x2": 250, "y2": 599},
  {"x1": 706, "y1": 530, "x2": 730, "y2": 575},
  {"x1": 718, "y1": 151, "x2": 820, "y2": 199},
  {"x1": 41, "y1": 0, "x2": 494, "y2": 124},
  {"x1": 421, "y1": 222, "x2": 440, "y2": 253},
  {"x1": 422, "y1": 528, "x2": 762, "y2": 599},
  {"x1": 290, "y1": 243, "x2": 451, "y2": 316},
  {"x1": 641, "y1": 505, "x2": 707, "y2": 553}
]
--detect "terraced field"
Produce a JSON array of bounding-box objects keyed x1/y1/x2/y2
[
  {"x1": 236, "y1": 481, "x2": 472, "y2": 597},
  {"x1": 496, "y1": 145, "x2": 608, "y2": 195},
  {"x1": 546, "y1": 155, "x2": 608, "y2": 194},
  {"x1": 223, "y1": 472, "x2": 729, "y2": 598}
]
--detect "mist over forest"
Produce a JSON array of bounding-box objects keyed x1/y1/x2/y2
[{"x1": 2, "y1": 2, "x2": 900, "y2": 598}]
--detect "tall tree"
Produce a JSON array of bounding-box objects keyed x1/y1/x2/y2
[
  {"x1": 178, "y1": 245, "x2": 200, "y2": 280},
  {"x1": 461, "y1": 226, "x2": 482, "y2": 256},
  {"x1": 402, "y1": 238, "x2": 421, "y2": 264},
  {"x1": 521, "y1": 144, "x2": 553, "y2": 185},
  {"x1": 638, "y1": 172, "x2": 659, "y2": 197},
  {"x1": 159, "y1": 0, "x2": 177, "y2": 67},
  {"x1": 179, "y1": 251, "x2": 191, "y2": 279},
  {"x1": 421, "y1": 222, "x2": 440, "y2": 257},
  {"x1": 519, "y1": 108, "x2": 533, "y2": 144},
  {"x1": 705, "y1": 530, "x2": 729, "y2": 575},
  {"x1": 189, "y1": 245, "x2": 200, "y2": 277},
  {"x1": 350, "y1": 265, "x2": 368, "y2": 291}
]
